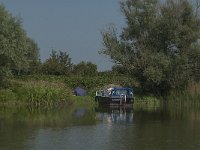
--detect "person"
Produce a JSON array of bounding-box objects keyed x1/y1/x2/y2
[{"x1": 107, "y1": 87, "x2": 113, "y2": 95}]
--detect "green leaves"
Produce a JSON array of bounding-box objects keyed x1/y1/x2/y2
[
  {"x1": 0, "y1": 4, "x2": 40, "y2": 84},
  {"x1": 42, "y1": 50, "x2": 72, "y2": 75},
  {"x1": 101, "y1": 0, "x2": 200, "y2": 95},
  {"x1": 0, "y1": 5, "x2": 27, "y2": 67},
  {"x1": 72, "y1": 61, "x2": 97, "y2": 77},
  {"x1": 0, "y1": 67, "x2": 12, "y2": 87}
]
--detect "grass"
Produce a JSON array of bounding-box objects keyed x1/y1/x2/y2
[
  {"x1": 72, "y1": 96, "x2": 97, "y2": 108},
  {"x1": 2, "y1": 75, "x2": 199, "y2": 109},
  {"x1": 133, "y1": 95, "x2": 161, "y2": 110},
  {"x1": 0, "y1": 79, "x2": 73, "y2": 106},
  {"x1": 0, "y1": 89, "x2": 17, "y2": 104},
  {"x1": 166, "y1": 81, "x2": 200, "y2": 104},
  {"x1": 1, "y1": 79, "x2": 161, "y2": 109},
  {"x1": 187, "y1": 81, "x2": 200, "y2": 95},
  {"x1": 0, "y1": 77, "x2": 98, "y2": 108}
]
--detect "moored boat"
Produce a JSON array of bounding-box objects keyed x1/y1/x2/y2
[{"x1": 95, "y1": 86, "x2": 134, "y2": 106}]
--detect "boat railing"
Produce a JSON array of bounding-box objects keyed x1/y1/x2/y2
[{"x1": 120, "y1": 94, "x2": 127, "y2": 103}]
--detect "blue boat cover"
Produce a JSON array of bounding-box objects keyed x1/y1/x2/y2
[{"x1": 74, "y1": 87, "x2": 87, "y2": 96}]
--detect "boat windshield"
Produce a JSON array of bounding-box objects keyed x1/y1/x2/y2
[{"x1": 112, "y1": 89, "x2": 128, "y2": 95}]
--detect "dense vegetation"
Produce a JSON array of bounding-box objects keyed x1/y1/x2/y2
[
  {"x1": 0, "y1": 79, "x2": 73, "y2": 106},
  {"x1": 0, "y1": 1, "x2": 200, "y2": 106},
  {"x1": 0, "y1": 5, "x2": 39, "y2": 86},
  {"x1": 101, "y1": 0, "x2": 200, "y2": 96}
]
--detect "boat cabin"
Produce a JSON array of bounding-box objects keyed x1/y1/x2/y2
[{"x1": 95, "y1": 87, "x2": 134, "y2": 106}]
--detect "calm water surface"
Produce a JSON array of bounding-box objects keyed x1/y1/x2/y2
[{"x1": 0, "y1": 103, "x2": 200, "y2": 150}]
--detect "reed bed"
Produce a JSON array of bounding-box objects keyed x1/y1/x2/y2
[
  {"x1": 0, "y1": 79, "x2": 73, "y2": 106},
  {"x1": 165, "y1": 81, "x2": 200, "y2": 108},
  {"x1": 134, "y1": 96, "x2": 161, "y2": 110},
  {"x1": 187, "y1": 81, "x2": 200, "y2": 95}
]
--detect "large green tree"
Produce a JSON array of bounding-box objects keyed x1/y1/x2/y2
[
  {"x1": 101, "y1": 0, "x2": 200, "y2": 95},
  {"x1": 0, "y1": 4, "x2": 40, "y2": 84},
  {"x1": 24, "y1": 37, "x2": 40, "y2": 74}
]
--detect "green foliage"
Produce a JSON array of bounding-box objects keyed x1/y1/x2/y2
[
  {"x1": 0, "y1": 79, "x2": 73, "y2": 106},
  {"x1": 188, "y1": 44, "x2": 200, "y2": 81},
  {"x1": 12, "y1": 73, "x2": 138, "y2": 97},
  {"x1": 134, "y1": 96, "x2": 161, "y2": 110},
  {"x1": 0, "y1": 67, "x2": 12, "y2": 87},
  {"x1": 15, "y1": 84, "x2": 71, "y2": 106},
  {"x1": 72, "y1": 96, "x2": 97, "y2": 108},
  {"x1": 25, "y1": 37, "x2": 40, "y2": 74},
  {"x1": 65, "y1": 73, "x2": 137, "y2": 97},
  {"x1": 166, "y1": 81, "x2": 200, "y2": 103},
  {"x1": 101, "y1": 0, "x2": 200, "y2": 95},
  {"x1": 25, "y1": 38, "x2": 39, "y2": 62},
  {"x1": 0, "y1": 4, "x2": 40, "y2": 84},
  {"x1": 112, "y1": 64, "x2": 128, "y2": 75},
  {"x1": 72, "y1": 61, "x2": 97, "y2": 76},
  {"x1": 42, "y1": 49, "x2": 72, "y2": 75},
  {"x1": 0, "y1": 5, "x2": 28, "y2": 69},
  {"x1": 0, "y1": 89, "x2": 16, "y2": 103}
]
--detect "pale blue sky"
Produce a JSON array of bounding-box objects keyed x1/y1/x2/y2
[{"x1": 1, "y1": 0, "x2": 125, "y2": 70}]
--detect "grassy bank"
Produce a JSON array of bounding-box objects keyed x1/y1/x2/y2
[
  {"x1": 0, "y1": 75, "x2": 99, "y2": 107},
  {"x1": 0, "y1": 78, "x2": 73, "y2": 106},
  {"x1": 133, "y1": 82, "x2": 200, "y2": 109},
  {"x1": 1, "y1": 75, "x2": 199, "y2": 108},
  {"x1": 166, "y1": 82, "x2": 200, "y2": 105},
  {"x1": 13, "y1": 74, "x2": 138, "y2": 97},
  {"x1": 133, "y1": 96, "x2": 161, "y2": 112}
]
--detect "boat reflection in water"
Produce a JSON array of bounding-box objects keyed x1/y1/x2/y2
[{"x1": 96, "y1": 106, "x2": 134, "y2": 125}]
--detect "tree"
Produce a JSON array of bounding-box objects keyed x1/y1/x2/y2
[
  {"x1": 43, "y1": 50, "x2": 72, "y2": 75},
  {"x1": 112, "y1": 64, "x2": 128, "y2": 75},
  {"x1": 0, "y1": 4, "x2": 40, "y2": 85},
  {"x1": 72, "y1": 61, "x2": 97, "y2": 76},
  {"x1": 25, "y1": 37, "x2": 40, "y2": 74},
  {"x1": 101, "y1": 0, "x2": 200, "y2": 95}
]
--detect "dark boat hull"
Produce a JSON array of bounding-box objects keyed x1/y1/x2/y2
[{"x1": 95, "y1": 96, "x2": 134, "y2": 106}]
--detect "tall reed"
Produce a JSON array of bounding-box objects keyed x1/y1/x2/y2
[
  {"x1": 166, "y1": 81, "x2": 200, "y2": 107},
  {"x1": 0, "y1": 79, "x2": 73, "y2": 106}
]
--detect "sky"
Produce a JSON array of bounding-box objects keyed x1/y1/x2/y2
[{"x1": 0, "y1": 0, "x2": 125, "y2": 71}]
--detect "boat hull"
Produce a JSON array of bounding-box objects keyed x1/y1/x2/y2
[{"x1": 95, "y1": 96, "x2": 134, "y2": 106}]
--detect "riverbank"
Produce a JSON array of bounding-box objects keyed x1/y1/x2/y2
[
  {"x1": 0, "y1": 75, "x2": 199, "y2": 108},
  {"x1": 0, "y1": 77, "x2": 95, "y2": 107},
  {"x1": 0, "y1": 79, "x2": 70, "y2": 106},
  {"x1": 0, "y1": 74, "x2": 135, "y2": 106}
]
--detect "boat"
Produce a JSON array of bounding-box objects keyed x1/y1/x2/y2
[{"x1": 95, "y1": 86, "x2": 134, "y2": 106}]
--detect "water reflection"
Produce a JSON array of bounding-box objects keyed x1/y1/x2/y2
[
  {"x1": 96, "y1": 107, "x2": 134, "y2": 125},
  {"x1": 0, "y1": 106, "x2": 96, "y2": 150},
  {"x1": 1, "y1": 103, "x2": 200, "y2": 150}
]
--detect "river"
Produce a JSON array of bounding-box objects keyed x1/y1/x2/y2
[{"x1": 0, "y1": 103, "x2": 200, "y2": 150}]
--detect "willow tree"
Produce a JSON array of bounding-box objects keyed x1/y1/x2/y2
[
  {"x1": 0, "y1": 4, "x2": 39, "y2": 85},
  {"x1": 101, "y1": 0, "x2": 200, "y2": 95}
]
